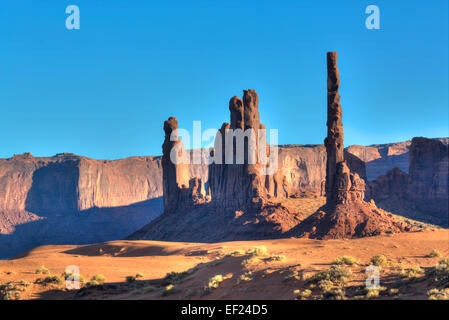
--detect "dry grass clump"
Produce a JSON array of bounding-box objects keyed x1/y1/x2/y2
[
  {"x1": 61, "y1": 271, "x2": 85, "y2": 285},
  {"x1": 427, "y1": 288, "x2": 449, "y2": 300},
  {"x1": 241, "y1": 256, "x2": 259, "y2": 267},
  {"x1": 426, "y1": 258, "x2": 449, "y2": 288},
  {"x1": 369, "y1": 254, "x2": 388, "y2": 268},
  {"x1": 294, "y1": 289, "x2": 312, "y2": 300},
  {"x1": 309, "y1": 265, "x2": 353, "y2": 285},
  {"x1": 136, "y1": 272, "x2": 144, "y2": 279},
  {"x1": 87, "y1": 274, "x2": 106, "y2": 286},
  {"x1": 226, "y1": 249, "x2": 245, "y2": 257},
  {"x1": 162, "y1": 284, "x2": 177, "y2": 296},
  {"x1": 0, "y1": 281, "x2": 30, "y2": 300},
  {"x1": 307, "y1": 265, "x2": 352, "y2": 300},
  {"x1": 332, "y1": 256, "x2": 359, "y2": 266},
  {"x1": 246, "y1": 246, "x2": 268, "y2": 257},
  {"x1": 269, "y1": 255, "x2": 287, "y2": 262},
  {"x1": 35, "y1": 265, "x2": 50, "y2": 275},
  {"x1": 238, "y1": 272, "x2": 253, "y2": 283},
  {"x1": 164, "y1": 268, "x2": 198, "y2": 285},
  {"x1": 35, "y1": 275, "x2": 64, "y2": 286},
  {"x1": 400, "y1": 266, "x2": 424, "y2": 279},
  {"x1": 427, "y1": 249, "x2": 443, "y2": 258},
  {"x1": 126, "y1": 275, "x2": 136, "y2": 283},
  {"x1": 207, "y1": 275, "x2": 224, "y2": 289},
  {"x1": 364, "y1": 286, "x2": 387, "y2": 299}
]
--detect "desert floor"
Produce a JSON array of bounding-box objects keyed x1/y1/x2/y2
[{"x1": 0, "y1": 229, "x2": 448, "y2": 300}]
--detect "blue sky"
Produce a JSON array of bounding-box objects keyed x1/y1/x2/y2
[{"x1": 0, "y1": 0, "x2": 447, "y2": 159}]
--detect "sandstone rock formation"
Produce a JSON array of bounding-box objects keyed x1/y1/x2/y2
[
  {"x1": 366, "y1": 137, "x2": 448, "y2": 226},
  {"x1": 161, "y1": 117, "x2": 207, "y2": 214},
  {"x1": 293, "y1": 52, "x2": 414, "y2": 239},
  {"x1": 208, "y1": 90, "x2": 288, "y2": 210},
  {"x1": 324, "y1": 52, "x2": 365, "y2": 205}
]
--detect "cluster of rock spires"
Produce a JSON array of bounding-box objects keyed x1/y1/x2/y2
[
  {"x1": 161, "y1": 89, "x2": 289, "y2": 215},
  {"x1": 129, "y1": 51, "x2": 434, "y2": 242}
]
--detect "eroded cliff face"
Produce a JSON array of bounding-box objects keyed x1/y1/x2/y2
[{"x1": 366, "y1": 137, "x2": 449, "y2": 226}]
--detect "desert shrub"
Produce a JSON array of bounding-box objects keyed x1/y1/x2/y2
[
  {"x1": 332, "y1": 256, "x2": 359, "y2": 266},
  {"x1": 132, "y1": 285, "x2": 157, "y2": 295},
  {"x1": 136, "y1": 272, "x2": 144, "y2": 279},
  {"x1": 36, "y1": 276, "x2": 64, "y2": 285},
  {"x1": 389, "y1": 288, "x2": 399, "y2": 295},
  {"x1": 309, "y1": 265, "x2": 353, "y2": 286},
  {"x1": 284, "y1": 270, "x2": 302, "y2": 281},
  {"x1": 241, "y1": 256, "x2": 259, "y2": 267},
  {"x1": 322, "y1": 287, "x2": 345, "y2": 300},
  {"x1": 294, "y1": 289, "x2": 312, "y2": 300},
  {"x1": 226, "y1": 249, "x2": 245, "y2": 257},
  {"x1": 19, "y1": 280, "x2": 31, "y2": 287},
  {"x1": 425, "y1": 258, "x2": 449, "y2": 288},
  {"x1": 269, "y1": 255, "x2": 286, "y2": 262},
  {"x1": 207, "y1": 275, "x2": 224, "y2": 289},
  {"x1": 162, "y1": 284, "x2": 177, "y2": 296},
  {"x1": 400, "y1": 266, "x2": 424, "y2": 279},
  {"x1": 246, "y1": 246, "x2": 268, "y2": 257},
  {"x1": 164, "y1": 271, "x2": 188, "y2": 284},
  {"x1": 427, "y1": 249, "x2": 443, "y2": 258},
  {"x1": 427, "y1": 288, "x2": 449, "y2": 300},
  {"x1": 370, "y1": 255, "x2": 388, "y2": 267},
  {"x1": 364, "y1": 286, "x2": 387, "y2": 299},
  {"x1": 35, "y1": 266, "x2": 50, "y2": 275},
  {"x1": 238, "y1": 272, "x2": 253, "y2": 283},
  {"x1": 88, "y1": 274, "x2": 106, "y2": 286},
  {"x1": 0, "y1": 282, "x2": 30, "y2": 300},
  {"x1": 126, "y1": 276, "x2": 136, "y2": 283},
  {"x1": 61, "y1": 271, "x2": 84, "y2": 285}
]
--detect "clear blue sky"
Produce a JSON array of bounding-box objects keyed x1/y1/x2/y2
[{"x1": 0, "y1": 0, "x2": 447, "y2": 159}]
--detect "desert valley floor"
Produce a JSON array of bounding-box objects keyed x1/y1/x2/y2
[{"x1": 1, "y1": 229, "x2": 447, "y2": 300}]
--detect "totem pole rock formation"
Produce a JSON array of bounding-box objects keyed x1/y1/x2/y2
[
  {"x1": 324, "y1": 52, "x2": 365, "y2": 205},
  {"x1": 208, "y1": 89, "x2": 288, "y2": 210},
  {"x1": 291, "y1": 52, "x2": 415, "y2": 239}
]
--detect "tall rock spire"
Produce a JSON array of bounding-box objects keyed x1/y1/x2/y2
[
  {"x1": 324, "y1": 52, "x2": 365, "y2": 204},
  {"x1": 325, "y1": 52, "x2": 345, "y2": 203}
]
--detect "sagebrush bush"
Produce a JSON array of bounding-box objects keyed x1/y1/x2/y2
[
  {"x1": 246, "y1": 246, "x2": 268, "y2": 257},
  {"x1": 227, "y1": 249, "x2": 245, "y2": 257},
  {"x1": 332, "y1": 256, "x2": 359, "y2": 266},
  {"x1": 309, "y1": 265, "x2": 353, "y2": 286},
  {"x1": 400, "y1": 266, "x2": 424, "y2": 279},
  {"x1": 370, "y1": 254, "x2": 388, "y2": 267},
  {"x1": 427, "y1": 288, "x2": 449, "y2": 300},
  {"x1": 294, "y1": 289, "x2": 312, "y2": 300},
  {"x1": 88, "y1": 274, "x2": 106, "y2": 286},
  {"x1": 426, "y1": 258, "x2": 449, "y2": 288},
  {"x1": 427, "y1": 249, "x2": 443, "y2": 258},
  {"x1": 207, "y1": 275, "x2": 224, "y2": 289},
  {"x1": 35, "y1": 266, "x2": 50, "y2": 275}
]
